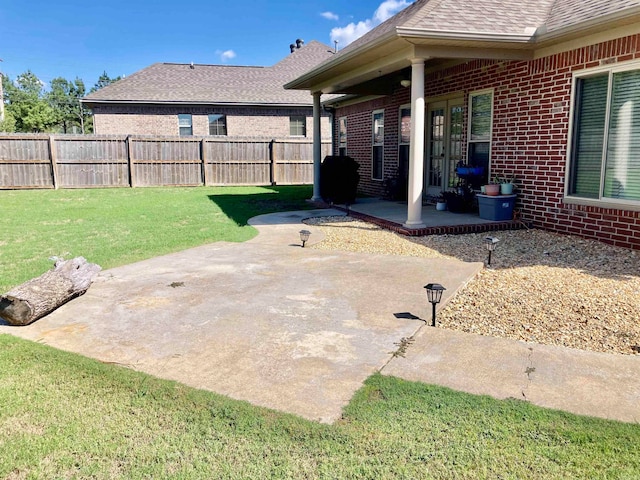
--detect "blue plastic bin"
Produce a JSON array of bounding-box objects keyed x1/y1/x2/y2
[{"x1": 476, "y1": 194, "x2": 516, "y2": 221}]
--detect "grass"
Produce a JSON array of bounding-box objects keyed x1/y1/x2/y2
[
  {"x1": 1, "y1": 336, "x2": 639, "y2": 479},
  {"x1": 0, "y1": 185, "x2": 313, "y2": 292},
  {"x1": 1, "y1": 186, "x2": 639, "y2": 478}
]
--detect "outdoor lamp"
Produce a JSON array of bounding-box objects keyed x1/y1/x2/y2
[
  {"x1": 299, "y1": 229, "x2": 311, "y2": 248},
  {"x1": 484, "y1": 236, "x2": 500, "y2": 266},
  {"x1": 424, "y1": 283, "x2": 446, "y2": 327}
]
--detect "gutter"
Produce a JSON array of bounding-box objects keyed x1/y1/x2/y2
[
  {"x1": 80, "y1": 100, "x2": 317, "y2": 108},
  {"x1": 534, "y1": 5, "x2": 640, "y2": 42},
  {"x1": 396, "y1": 26, "x2": 537, "y2": 43}
]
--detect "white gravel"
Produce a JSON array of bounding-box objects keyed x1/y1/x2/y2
[{"x1": 304, "y1": 215, "x2": 640, "y2": 356}]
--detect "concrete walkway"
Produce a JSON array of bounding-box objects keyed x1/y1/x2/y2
[{"x1": 2, "y1": 210, "x2": 639, "y2": 423}]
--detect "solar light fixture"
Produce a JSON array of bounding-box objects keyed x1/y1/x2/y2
[
  {"x1": 299, "y1": 229, "x2": 311, "y2": 248},
  {"x1": 424, "y1": 283, "x2": 446, "y2": 327},
  {"x1": 484, "y1": 236, "x2": 500, "y2": 266}
]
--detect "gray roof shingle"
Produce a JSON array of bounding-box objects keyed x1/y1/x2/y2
[
  {"x1": 84, "y1": 40, "x2": 334, "y2": 105},
  {"x1": 331, "y1": 0, "x2": 640, "y2": 60}
]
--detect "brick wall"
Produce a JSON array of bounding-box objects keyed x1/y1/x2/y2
[
  {"x1": 334, "y1": 34, "x2": 640, "y2": 249},
  {"x1": 92, "y1": 104, "x2": 332, "y2": 140}
]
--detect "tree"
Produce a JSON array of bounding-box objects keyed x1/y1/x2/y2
[
  {"x1": 90, "y1": 71, "x2": 121, "y2": 93},
  {"x1": 48, "y1": 77, "x2": 90, "y2": 133},
  {"x1": 3, "y1": 71, "x2": 57, "y2": 133}
]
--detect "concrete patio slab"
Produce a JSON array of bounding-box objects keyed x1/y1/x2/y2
[
  {"x1": 0, "y1": 209, "x2": 482, "y2": 423},
  {"x1": 383, "y1": 326, "x2": 640, "y2": 423}
]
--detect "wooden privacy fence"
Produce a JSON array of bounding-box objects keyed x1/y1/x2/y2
[{"x1": 0, "y1": 134, "x2": 331, "y2": 189}]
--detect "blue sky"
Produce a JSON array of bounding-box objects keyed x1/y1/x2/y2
[{"x1": 0, "y1": 0, "x2": 411, "y2": 90}]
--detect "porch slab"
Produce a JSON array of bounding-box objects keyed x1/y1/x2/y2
[{"x1": 336, "y1": 198, "x2": 528, "y2": 236}]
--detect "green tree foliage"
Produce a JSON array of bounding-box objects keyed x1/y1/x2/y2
[
  {"x1": 1, "y1": 70, "x2": 121, "y2": 134},
  {"x1": 48, "y1": 77, "x2": 90, "y2": 133},
  {"x1": 90, "y1": 71, "x2": 121, "y2": 93},
  {"x1": 3, "y1": 71, "x2": 58, "y2": 133}
]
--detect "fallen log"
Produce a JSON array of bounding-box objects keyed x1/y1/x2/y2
[{"x1": 0, "y1": 257, "x2": 101, "y2": 326}]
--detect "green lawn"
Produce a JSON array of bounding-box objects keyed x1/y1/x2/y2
[
  {"x1": 0, "y1": 185, "x2": 313, "y2": 292},
  {"x1": 1, "y1": 186, "x2": 639, "y2": 479}
]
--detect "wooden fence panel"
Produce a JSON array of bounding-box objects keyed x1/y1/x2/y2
[
  {"x1": 272, "y1": 140, "x2": 331, "y2": 185},
  {"x1": 205, "y1": 139, "x2": 271, "y2": 186},
  {"x1": 130, "y1": 137, "x2": 203, "y2": 187},
  {"x1": 0, "y1": 135, "x2": 333, "y2": 189},
  {"x1": 0, "y1": 136, "x2": 53, "y2": 189},
  {"x1": 54, "y1": 136, "x2": 129, "y2": 188}
]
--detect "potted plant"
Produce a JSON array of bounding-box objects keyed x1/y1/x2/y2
[
  {"x1": 494, "y1": 174, "x2": 516, "y2": 195},
  {"x1": 435, "y1": 193, "x2": 447, "y2": 211},
  {"x1": 484, "y1": 180, "x2": 500, "y2": 196},
  {"x1": 442, "y1": 187, "x2": 474, "y2": 213}
]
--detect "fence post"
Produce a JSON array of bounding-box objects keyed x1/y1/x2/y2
[
  {"x1": 126, "y1": 135, "x2": 135, "y2": 187},
  {"x1": 48, "y1": 135, "x2": 60, "y2": 189},
  {"x1": 201, "y1": 137, "x2": 209, "y2": 186},
  {"x1": 270, "y1": 139, "x2": 277, "y2": 186}
]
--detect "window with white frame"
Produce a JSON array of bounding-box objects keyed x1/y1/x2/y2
[
  {"x1": 398, "y1": 105, "x2": 411, "y2": 179},
  {"x1": 290, "y1": 116, "x2": 306, "y2": 136},
  {"x1": 467, "y1": 90, "x2": 493, "y2": 179},
  {"x1": 568, "y1": 62, "x2": 640, "y2": 204},
  {"x1": 178, "y1": 114, "x2": 193, "y2": 136},
  {"x1": 372, "y1": 110, "x2": 384, "y2": 180},
  {"x1": 208, "y1": 114, "x2": 227, "y2": 135},
  {"x1": 338, "y1": 117, "x2": 347, "y2": 156}
]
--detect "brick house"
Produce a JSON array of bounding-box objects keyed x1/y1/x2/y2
[
  {"x1": 82, "y1": 40, "x2": 335, "y2": 139},
  {"x1": 286, "y1": 0, "x2": 640, "y2": 250}
]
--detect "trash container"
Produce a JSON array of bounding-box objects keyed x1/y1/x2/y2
[{"x1": 320, "y1": 155, "x2": 360, "y2": 204}]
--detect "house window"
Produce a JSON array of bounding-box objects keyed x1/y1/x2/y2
[
  {"x1": 467, "y1": 90, "x2": 493, "y2": 176},
  {"x1": 568, "y1": 62, "x2": 640, "y2": 204},
  {"x1": 372, "y1": 110, "x2": 384, "y2": 180},
  {"x1": 290, "y1": 116, "x2": 306, "y2": 136},
  {"x1": 178, "y1": 114, "x2": 192, "y2": 136},
  {"x1": 338, "y1": 117, "x2": 347, "y2": 156},
  {"x1": 208, "y1": 114, "x2": 227, "y2": 135},
  {"x1": 398, "y1": 106, "x2": 411, "y2": 183}
]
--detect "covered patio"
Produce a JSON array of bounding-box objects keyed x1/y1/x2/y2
[{"x1": 330, "y1": 198, "x2": 527, "y2": 237}]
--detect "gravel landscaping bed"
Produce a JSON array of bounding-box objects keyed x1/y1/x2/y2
[{"x1": 304, "y1": 215, "x2": 640, "y2": 356}]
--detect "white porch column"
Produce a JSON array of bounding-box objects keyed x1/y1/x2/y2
[
  {"x1": 403, "y1": 59, "x2": 426, "y2": 228},
  {"x1": 311, "y1": 91, "x2": 322, "y2": 201}
]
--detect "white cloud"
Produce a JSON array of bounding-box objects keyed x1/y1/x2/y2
[
  {"x1": 330, "y1": 0, "x2": 411, "y2": 47},
  {"x1": 220, "y1": 50, "x2": 236, "y2": 61},
  {"x1": 321, "y1": 11, "x2": 339, "y2": 21},
  {"x1": 216, "y1": 50, "x2": 236, "y2": 62},
  {"x1": 374, "y1": 0, "x2": 410, "y2": 23}
]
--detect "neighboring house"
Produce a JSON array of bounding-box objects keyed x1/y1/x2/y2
[
  {"x1": 82, "y1": 40, "x2": 335, "y2": 139},
  {"x1": 286, "y1": 0, "x2": 640, "y2": 250}
]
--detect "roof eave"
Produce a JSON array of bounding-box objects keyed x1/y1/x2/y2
[
  {"x1": 535, "y1": 5, "x2": 640, "y2": 44},
  {"x1": 396, "y1": 27, "x2": 538, "y2": 44},
  {"x1": 284, "y1": 30, "x2": 400, "y2": 91},
  {"x1": 81, "y1": 99, "x2": 315, "y2": 108}
]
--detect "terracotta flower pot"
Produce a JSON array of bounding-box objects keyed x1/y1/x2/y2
[{"x1": 484, "y1": 184, "x2": 500, "y2": 196}]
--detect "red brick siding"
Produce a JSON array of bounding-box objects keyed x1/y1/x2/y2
[
  {"x1": 335, "y1": 34, "x2": 640, "y2": 249},
  {"x1": 92, "y1": 104, "x2": 331, "y2": 139}
]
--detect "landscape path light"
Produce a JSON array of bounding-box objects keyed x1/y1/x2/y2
[
  {"x1": 484, "y1": 236, "x2": 500, "y2": 266},
  {"x1": 424, "y1": 283, "x2": 446, "y2": 327},
  {"x1": 299, "y1": 229, "x2": 311, "y2": 248}
]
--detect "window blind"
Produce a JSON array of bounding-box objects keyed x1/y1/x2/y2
[
  {"x1": 604, "y1": 70, "x2": 640, "y2": 201},
  {"x1": 571, "y1": 75, "x2": 608, "y2": 198}
]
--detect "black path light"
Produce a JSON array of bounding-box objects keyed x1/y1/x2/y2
[
  {"x1": 299, "y1": 229, "x2": 311, "y2": 248},
  {"x1": 424, "y1": 283, "x2": 446, "y2": 327},
  {"x1": 484, "y1": 236, "x2": 500, "y2": 266}
]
